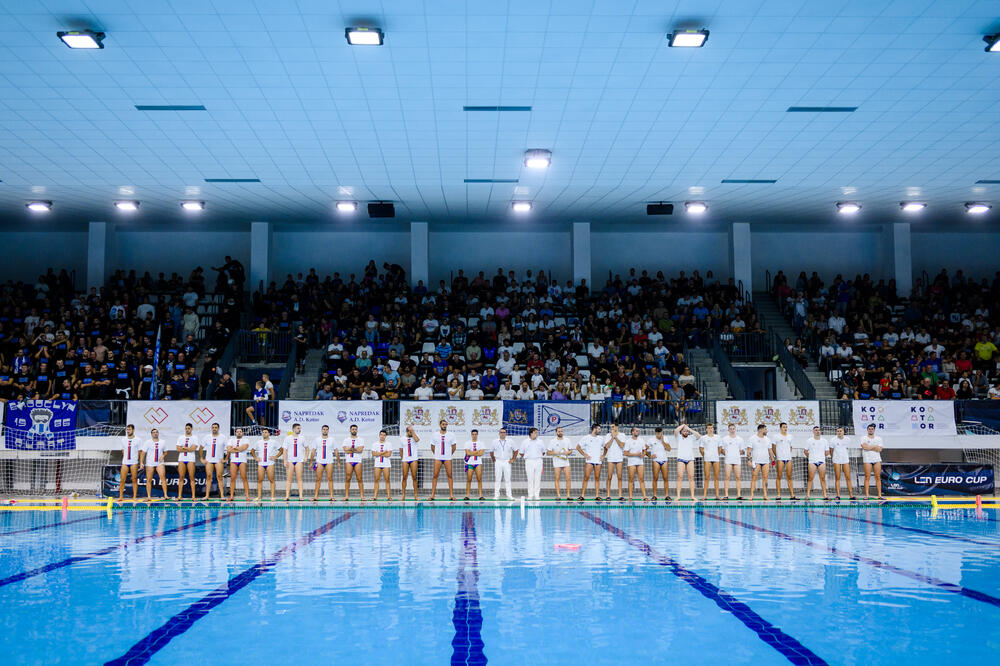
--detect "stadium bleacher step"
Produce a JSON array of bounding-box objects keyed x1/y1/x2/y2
[
  {"x1": 752, "y1": 291, "x2": 840, "y2": 399},
  {"x1": 687, "y1": 348, "x2": 731, "y2": 400},
  {"x1": 287, "y1": 349, "x2": 325, "y2": 400}
]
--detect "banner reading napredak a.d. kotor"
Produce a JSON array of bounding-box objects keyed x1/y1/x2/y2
[
  {"x1": 853, "y1": 400, "x2": 957, "y2": 436},
  {"x1": 715, "y1": 401, "x2": 820, "y2": 437},
  {"x1": 126, "y1": 401, "x2": 232, "y2": 443},
  {"x1": 277, "y1": 401, "x2": 382, "y2": 438},
  {"x1": 399, "y1": 401, "x2": 502, "y2": 450}
]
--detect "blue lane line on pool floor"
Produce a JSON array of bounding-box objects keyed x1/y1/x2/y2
[
  {"x1": 581, "y1": 511, "x2": 827, "y2": 666},
  {"x1": 0, "y1": 514, "x2": 105, "y2": 537},
  {"x1": 0, "y1": 512, "x2": 236, "y2": 589},
  {"x1": 452, "y1": 511, "x2": 487, "y2": 666},
  {"x1": 699, "y1": 510, "x2": 1000, "y2": 609},
  {"x1": 104, "y1": 512, "x2": 356, "y2": 666},
  {"x1": 810, "y1": 509, "x2": 1000, "y2": 548}
]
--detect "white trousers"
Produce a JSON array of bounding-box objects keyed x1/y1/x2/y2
[
  {"x1": 525, "y1": 459, "x2": 543, "y2": 499},
  {"x1": 494, "y1": 461, "x2": 513, "y2": 498}
]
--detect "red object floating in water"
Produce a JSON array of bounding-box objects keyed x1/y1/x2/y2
[{"x1": 555, "y1": 543, "x2": 581, "y2": 551}]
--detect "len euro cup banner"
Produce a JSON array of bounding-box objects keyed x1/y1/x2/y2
[
  {"x1": 503, "y1": 400, "x2": 591, "y2": 436},
  {"x1": 715, "y1": 401, "x2": 820, "y2": 437},
  {"x1": 277, "y1": 400, "x2": 382, "y2": 438},
  {"x1": 126, "y1": 401, "x2": 232, "y2": 442},
  {"x1": 881, "y1": 463, "x2": 994, "y2": 496},
  {"x1": 3, "y1": 400, "x2": 78, "y2": 450},
  {"x1": 399, "y1": 401, "x2": 502, "y2": 449},
  {"x1": 102, "y1": 464, "x2": 221, "y2": 499},
  {"x1": 853, "y1": 400, "x2": 957, "y2": 436}
]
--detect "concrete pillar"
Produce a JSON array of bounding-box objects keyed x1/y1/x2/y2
[
  {"x1": 250, "y1": 221, "x2": 272, "y2": 292},
  {"x1": 729, "y1": 222, "x2": 752, "y2": 297},
  {"x1": 410, "y1": 221, "x2": 428, "y2": 288},
  {"x1": 883, "y1": 222, "x2": 912, "y2": 297},
  {"x1": 572, "y1": 222, "x2": 591, "y2": 287},
  {"x1": 86, "y1": 221, "x2": 111, "y2": 289}
]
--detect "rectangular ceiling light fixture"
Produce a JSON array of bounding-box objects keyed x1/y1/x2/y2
[
  {"x1": 346, "y1": 27, "x2": 384, "y2": 45},
  {"x1": 135, "y1": 105, "x2": 206, "y2": 111},
  {"x1": 463, "y1": 106, "x2": 532, "y2": 112},
  {"x1": 57, "y1": 30, "x2": 105, "y2": 49},
  {"x1": 668, "y1": 29, "x2": 709, "y2": 47},
  {"x1": 786, "y1": 106, "x2": 857, "y2": 112},
  {"x1": 204, "y1": 178, "x2": 260, "y2": 183},
  {"x1": 464, "y1": 179, "x2": 519, "y2": 183},
  {"x1": 721, "y1": 179, "x2": 776, "y2": 184}
]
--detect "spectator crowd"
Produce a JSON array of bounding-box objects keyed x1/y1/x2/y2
[
  {"x1": 0, "y1": 258, "x2": 242, "y2": 404},
  {"x1": 772, "y1": 268, "x2": 1000, "y2": 401},
  {"x1": 247, "y1": 261, "x2": 764, "y2": 417}
]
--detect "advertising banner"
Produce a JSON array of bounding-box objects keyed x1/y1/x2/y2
[
  {"x1": 102, "y1": 464, "x2": 220, "y2": 498},
  {"x1": 881, "y1": 463, "x2": 994, "y2": 496},
  {"x1": 853, "y1": 401, "x2": 957, "y2": 436},
  {"x1": 715, "y1": 401, "x2": 820, "y2": 437},
  {"x1": 399, "y1": 401, "x2": 502, "y2": 448},
  {"x1": 3, "y1": 400, "x2": 77, "y2": 450},
  {"x1": 126, "y1": 401, "x2": 232, "y2": 442},
  {"x1": 503, "y1": 401, "x2": 592, "y2": 436},
  {"x1": 277, "y1": 401, "x2": 382, "y2": 438}
]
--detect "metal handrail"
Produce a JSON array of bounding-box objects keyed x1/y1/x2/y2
[
  {"x1": 771, "y1": 331, "x2": 816, "y2": 400},
  {"x1": 238, "y1": 330, "x2": 291, "y2": 362},
  {"x1": 711, "y1": 336, "x2": 746, "y2": 400},
  {"x1": 276, "y1": 344, "x2": 298, "y2": 400}
]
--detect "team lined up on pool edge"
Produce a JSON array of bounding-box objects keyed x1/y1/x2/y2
[{"x1": 117, "y1": 420, "x2": 887, "y2": 503}]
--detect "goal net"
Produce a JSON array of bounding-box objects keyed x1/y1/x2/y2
[{"x1": 0, "y1": 423, "x2": 120, "y2": 496}]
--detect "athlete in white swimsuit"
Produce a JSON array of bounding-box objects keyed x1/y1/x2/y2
[
  {"x1": 119, "y1": 424, "x2": 141, "y2": 501},
  {"x1": 398, "y1": 426, "x2": 421, "y2": 501},
  {"x1": 226, "y1": 427, "x2": 251, "y2": 502},
  {"x1": 175, "y1": 423, "x2": 199, "y2": 501},
  {"x1": 721, "y1": 423, "x2": 745, "y2": 500},
  {"x1": 311, "y1": 425, "x2": 338, "y2": 502},
  {"x1": 341, "y1": 423, "x2": 365, "y2": 501},
  {"x1": 464, "y1": 429, "x2": 485, "y2": 500},
  {"x1": 546, "y1": 427, "x2": 574, "y2": 501},
  {"x1": 859, "y1": 423, "x2": 884, "y2": 499},
  {"x1": 830, "y1": 427, "x2": 855, "y2": 500},
  {"x1": 142, "y1": 428, "x2": 168, "y2": 500},
  {"x1": 771, "y1": 422, "x2": 798, "y2": 500},
  {"x1": 623, "y1": 427, "x2": 648, "y2": 501},
  {"x1": 250, "y1": 428, "x2": 282, "y2": 501},
  {"x1": 372, "y1": 429, "x2": 394, "y2": 501},
  {"x1": 603, "y1": 424, "x2": 626, "y2": 500},
  {"x1": 575, "y1": 424, "x2": 604, "y2": 500},
  {"x1": 805, "y1": 426, "x2": 831, "y2": 500},
  {"x1": 283, "y1": 423, "x2": 307, "y2": 501},
  {"x1": 699, "y1": 423, "x2": 722, "y2": 500},
  {"x1": 200, "y1": 422, "x2": 226, "y2": 501},
  {"x1": 674, "y1": 423, "x2": 701, "y2": 501},
  {"x1": 647, "y1": 427, "x2": 672, "y2": 500},
  {"x1": 747, "y1": 424, "x2": 773, "y2": 501},
  {"x1": 430, "y1": 420, "x2": 457, "y2": 501}
]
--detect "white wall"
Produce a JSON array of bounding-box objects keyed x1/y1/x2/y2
[
  {"x1": 590, "y1": 231, "x2": 729, "y2": 286},
  {"x1": 752, "y1": 230, "x2": 885, "y2": 290},
  {"x1": 911, "y1": 232, "x2": 1000, "y2": 283},
  {"x1": 271, "y1": 230, "x2": 411, "y2": 282},
  {"x1": 115, "y1": 230, "x2": 251, "y2": 279},
  {"x1": 427, "y1": 230, "x2": 572, "y2": 287},
  {"x1": 0, "y1": 231, "x2": 87, "y2": 285}
]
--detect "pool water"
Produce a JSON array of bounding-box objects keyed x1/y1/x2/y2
[{"x1": 1, "y1": 506, "x2": 998, "y2": 665}]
